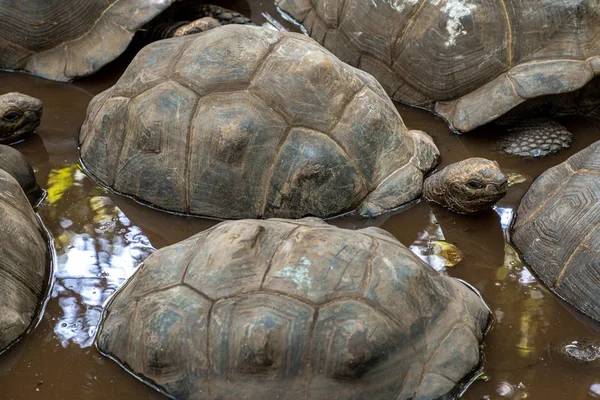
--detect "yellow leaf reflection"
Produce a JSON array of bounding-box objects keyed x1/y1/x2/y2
[
  {"x1": 46, "y1": 164, "x2": 79, "y2": 205},
  {"x1": 38, "y1": 165, "x2": 154, "y2": 348},
  {"x1": 429, "y1": 240, "x2": 463, "y2": 267},
  {"x1": 507, "y1": 172, "x2": 527, "y2": 187}
]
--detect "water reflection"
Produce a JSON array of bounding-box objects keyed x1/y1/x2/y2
[
  {"x1": 39, "y1": 165, "x2": 154, "y2": 348},
  {"x1": 408, "y1": 209, "x2": 447, "y2": 272}
]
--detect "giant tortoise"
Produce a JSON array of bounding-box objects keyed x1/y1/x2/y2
[
  {"x1": 0, "y1": 0, "x2": 251, "y2": 82},
  {"x1": 277, "y1": 0, "x2": 600, "y2": 133},
  {"x1": 0, "y1": 92, "x2": 43, "y2": 144},
  {"x1": 0, "y1": 167, "x2": 50, "y2": 353},
  {"x1": 97, "y1": 217, "x2": 491, "y2": 399},
  {"x1": 79, "y1": 25, "x2": 507, "y2": 219},
  {"x1": 512, "y1": 140, "x2": 600, "y2": 322}
]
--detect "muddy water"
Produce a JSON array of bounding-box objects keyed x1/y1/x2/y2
[{"x1": 1, "y1": 2, "x2": 600, "y2": 399}]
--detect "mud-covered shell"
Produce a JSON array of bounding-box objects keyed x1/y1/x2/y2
[
  {"x1": 0, "y1": 0, "x2": 177, "y2": 81},
  {"x1": 79, "y1": 25, "x2": 437, "y2": 220},
  {"x1": 97, "y1": 217, "x2": 490, "y2": 400},
  {"x1": 0, "y1": 169, "x2": 49, "y2": 352},
  {"x1": 512, "y1": 140, "x2": 600, "y2": 321},
  {"x1": 277, "y1": 0, "x2": 600, "y2": 132}
]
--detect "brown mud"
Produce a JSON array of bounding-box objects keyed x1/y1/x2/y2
[{"x1": 1, "y1": 1, "x2": 600, "y2": 399}]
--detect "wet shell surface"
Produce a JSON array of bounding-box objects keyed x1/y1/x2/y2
[
  {"x1": 0, "y1": 169, "x2": 49, "y2": 352},
  {"x1": 79, "y1": 25, "x2": 439, "y2": 220},
  {"x1": 97, "y1": 217, "x2": 490, "y2": 400},
  {"x1": 512, "y1": 140, "x2": 600, "y2": 321}
]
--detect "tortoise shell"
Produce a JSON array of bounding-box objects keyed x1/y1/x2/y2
[
  {"x1": 97, "y1": 217, "x2": 490, "y2": 399},
  {"x1": 0, "y1": 0, "x2": 177, "y2": 81},
  {"x1": 512, "y1": 140, "x2": 600, "y2": 322},
  {"x1": 0, "y1": 169, "x2": 49, "y2": 352},
  {"x1": 79, "y1": 25, "x2": 439, "y2": 220},
  {"x1": 0, "y1": 145, "x2": 44, "y2": 206},
  {"x1": 276, "y1": 0, "x2": 600, "y2": 132}
]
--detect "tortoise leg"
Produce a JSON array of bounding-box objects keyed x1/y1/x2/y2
[
  {"x1": 162, "y1": 4, "x2": 254, "y2": 38},
  {"x1": 499, "y1": 118, "x2": 573, "y2": 158},
  {"x1": 358, "y1": 164, "x2": 423, "y2": 217},
  {"x1": 196, "y1": 4, "x2": 254, "y2": 26},
  {"x1": 169, "y1": 17, "x2": 222, "y2": 37},
  {"x1": 139, "y1": 2, "x2": 253, "y2": 41}
]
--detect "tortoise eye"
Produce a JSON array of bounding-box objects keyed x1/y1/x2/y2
[
  {"x1": 467, "y1": 180, "x2": 484, "y2": 189},
  {"x1": 2, "y1": 111, "x2": 22, "y2": 122}
]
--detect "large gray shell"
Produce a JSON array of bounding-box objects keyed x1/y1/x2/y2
[
  {"x1": 512, "y1": 140, "x2": 600, "y2": 322},
  {"x1": 79, "y1": 25, "x2": 437, "y2": 220},
  {"x1": 97, "y1": 217, "x2": 490, "y2": 400},
  {"x1": 0, "y1": 0, "x2": 177, "y2": 81},
  {"x1": 277, "y1": 0, "x2": 600, "y2": 132},
  {"x1": 0, "y1": 169, "x2": 49, "y2": 352}
]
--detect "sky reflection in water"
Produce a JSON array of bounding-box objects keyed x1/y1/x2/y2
[{"x1": 40, "y1": 165, "x2": 154, "y2": 348}]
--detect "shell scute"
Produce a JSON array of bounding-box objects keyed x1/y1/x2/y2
[
  {"x1": 174, "y1": 26, "x2": 281, "y2": 96},
  {"x1": 112, "y1": 37, "x2": 189, "y2": 98},
  {"x1": 209, "y1": 293, "x2": 314, "y2": 398},
  {"x1": 249, "y1": 37, "x2": 364, "y2": 132},
  {"x1": 308, "y1": 300, "x2": 410, "y2": 399},
  {"x1": 113, "y1": 81, "x2": 198, "y2": 213},
  {"x1": 263, "y1": 225, "x2": 373, "y2": 304},
  {"x1": 263, "y1": 127, "x2": 368, "y2": 219},
  {"x1": 514, "y1": 173, "x2": 600, "y2": 285},
  {"x1": 183, "y1": 220, "x2": 296, "y2": 300},
  {"x1": 133, "y1": 286, "x2": 211, "y2": 398},
  {"x1": 330, "y1": 87, "x2": 413, "y2": 189},
  {"x1": 187, "y1": 92, "x2": 288, "y2": 219},
  {"x1": 80, "y1": 97, "x2": 130, "y2": 185}
]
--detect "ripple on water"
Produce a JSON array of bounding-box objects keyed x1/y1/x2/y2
[{"x1": 39, "y1": 165, "x2": 154, "y2": 348}]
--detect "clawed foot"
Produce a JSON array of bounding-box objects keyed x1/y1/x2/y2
[
  {"x1": 198, "y1": 4, "x2": 254, "y2": 26},
  {"x1": 171, "y1": 17, "x2": 221, "y2": 37}
]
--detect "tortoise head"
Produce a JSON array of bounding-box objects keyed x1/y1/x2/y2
[
  {"x1": 0, "y1": 93, "x2": 43, "y2": 144},
  {"x1": 423, "y1": 157, "x2": 508, "y2": 214}
]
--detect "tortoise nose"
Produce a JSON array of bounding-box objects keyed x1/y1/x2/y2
[{"x1": 496, "y1": 175, "x2": 509, "y2": 192}]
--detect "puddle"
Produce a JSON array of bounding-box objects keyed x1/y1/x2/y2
[{"x1": 1, "y1": 1, "x2": 600, "y2": 399}]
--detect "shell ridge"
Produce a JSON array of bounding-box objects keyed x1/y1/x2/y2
[
  {"x1": 553, "y1": 216, "x2": 600, "y2": 287},
  {"x1": 205, "y1": 303, "x2": 215, "y2": 399},
  {"x1": 258, "y1": 126, "x2": 293, "y2": 216},
  {"x1": 356, "y1": 298, "x2": 420, "y2": 358},
  {"x1": 246, "y1": 35, "x2": 285, "y2": 91},
  {"x1": 303, "y1": 307, "x2": 320, "y2": 399},
  {"x1": 514, "y1": 171, "x2": 573, "y2": 231},
  {"x1": 259, "y1": 225, "x2": 302, "y2": 288},
  {"x1": 413, "y1": 321, "x2": 470, "y2": 394},
  {"x1": 391, "y1": 0, "x2": 429, "y2": 62},
  {"x1": 180, "y1": 229, "x2": 217, "y2": 284},
  {"x1": 359, "y1": 238, "x2": 378, "y2": 298},
  {"x1": 183, "y1": 94, "x2": 202, "y2": 213},
  {"x1": 497, "y1": 0, "x2": 513, "y2": 67},
  {"x1": 111, "y1": 82, "x2": 166, "y2": 186}
]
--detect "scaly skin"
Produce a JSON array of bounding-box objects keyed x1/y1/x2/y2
[
  {"x1": 139, "y1": 2, "x2": 254, "y2": 41},
  {"x1": 423, "y1": 158, "x2": 508, "y2": 214},
  {"x1": 0, "y1": 93, "x2": 43, "y2": 144}
]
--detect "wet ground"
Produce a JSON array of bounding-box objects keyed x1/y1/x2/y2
[{"x1": 1, "y1": 1, "x2": 600, "y2": 399}]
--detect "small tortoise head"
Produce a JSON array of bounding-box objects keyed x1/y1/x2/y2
[
  {"x1": 423, "y1": 158, "x2": 508, "y2": 214},
  {"x1": 0, "y1": 93, "x2": 43, "y2": 144}
]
